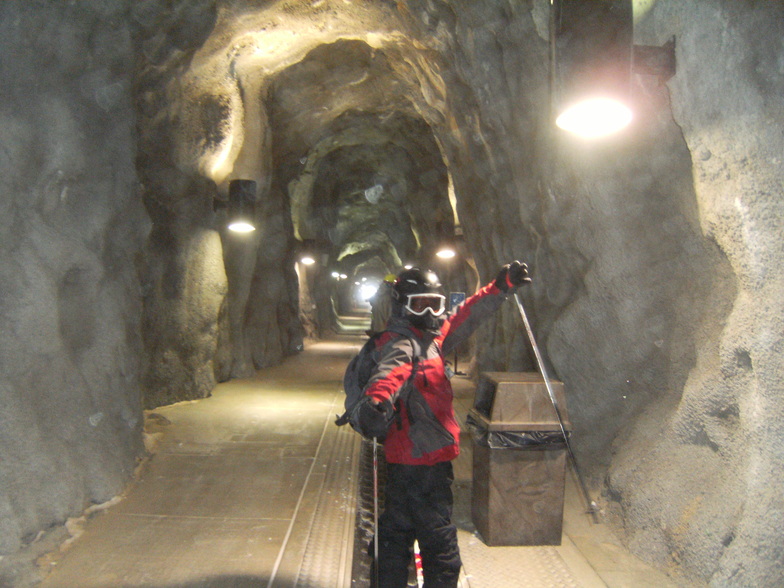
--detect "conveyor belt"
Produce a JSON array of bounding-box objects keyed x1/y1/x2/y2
[{"x1": 290, "y1": 393, "x2": 362, "y2": 588}]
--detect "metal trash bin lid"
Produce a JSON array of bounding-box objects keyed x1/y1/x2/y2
[{"x1": 471, "y1": 372, "x2": 571, "y2": 431}]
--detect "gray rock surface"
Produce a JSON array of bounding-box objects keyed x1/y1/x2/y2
[
  {"x1": 603, "y1": 2, "x2": 784, "y2": 585},
  {"x1": 0, "y1": 0, "x2": 147, "y2": 579}
]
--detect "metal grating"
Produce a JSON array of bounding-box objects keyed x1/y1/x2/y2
[
  {"x1": 459, "y1": 529, "x2": 583, "y2": 588},
  {"x1": 295, "y1": 395, "x2": 362, "y2": 588}
]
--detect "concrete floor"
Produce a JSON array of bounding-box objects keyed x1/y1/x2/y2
[{"x1": 35, "y1": 323, "x2": 688, "y2": 588}]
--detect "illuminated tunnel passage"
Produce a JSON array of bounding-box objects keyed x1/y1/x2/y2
[{"x1": 2, "y1": 2, "x2": 783, "y2": 587}]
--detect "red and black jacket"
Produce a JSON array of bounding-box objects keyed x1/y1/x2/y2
[{"x1": 364, "y1": 281, "x2": 506, "y2": 465}]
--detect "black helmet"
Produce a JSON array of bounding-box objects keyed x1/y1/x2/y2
[
  {"x1": 392, "y1": 268, "x2": 446, "y2": 329},
  {"x1": 393, "y1": 268, "x2": 442, "y2": 299}
]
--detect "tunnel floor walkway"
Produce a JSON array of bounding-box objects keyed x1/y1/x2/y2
[{"x1": 37, "y1": 321, "x2": 680, "y2": 588}]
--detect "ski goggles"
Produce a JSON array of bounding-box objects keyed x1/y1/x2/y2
[{"x1": 405, "y1": 293, "x2": 446, "y2": 317}]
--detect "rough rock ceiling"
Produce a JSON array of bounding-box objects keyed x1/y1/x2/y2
[
  {"x1": 169, "y1": 1, "x2": 457, "y2": 279},
  {"x1": 267, "y1": 39, "x2": 452, "y2": 274}
]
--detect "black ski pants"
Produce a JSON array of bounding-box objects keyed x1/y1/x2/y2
[{"x1": 374, "y1": 461, "x2": 461, "y2": 588}]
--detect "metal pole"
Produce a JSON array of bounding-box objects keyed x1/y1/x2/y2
[
  {"x1": 513, "y1": 292, "x2": 599, "y2": 522},
  {"x1": 372, "y1": 437, "x2": 380, "y2": 587}
]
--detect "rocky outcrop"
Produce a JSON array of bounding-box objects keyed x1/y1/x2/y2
[
  {"x1": 0, "y1": 0, "x2": 147, "y2": 574},
  {"x1": 603, "y1": 2, "x2": 784, "y2": 584}
]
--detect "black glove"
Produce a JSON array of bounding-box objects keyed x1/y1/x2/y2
[
  {"x1": 352, "y1": 398, "x2": 394, "y2": 440},
  {"x1": 494, "y1": 260, "x2": 531, "y2": 293}
]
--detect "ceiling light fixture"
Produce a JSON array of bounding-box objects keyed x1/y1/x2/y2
[{"x1": 555, "y1": 97, "x2": 632, "y2": 138}]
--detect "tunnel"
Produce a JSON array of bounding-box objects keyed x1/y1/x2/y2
[{"x1": 1, "y1": 0, "x2": 782, "y2": 586}]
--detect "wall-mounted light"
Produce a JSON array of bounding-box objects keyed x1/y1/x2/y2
[
  {"x1": 436, "y1": 231, "x2": 463, "y2": 260},
  {"x1": 551, "y1": 0, "x2": 675, "y2": 139},
  {"x1": 298, "y1": 239, "x2": 318, "y2": 266},
  {"x1": 214, "y1": 179, "x2": 258, "y2": 232},
  {"x1": 551, "y1": 0, "x2": 634, "y2": 138}
]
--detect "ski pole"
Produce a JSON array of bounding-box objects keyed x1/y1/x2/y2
[
  {"x1": 513, "y1": 292, "x2": 600, "y2": 523},
  {"x1": 372, "y1": 436, "x2": 380, "y2": 587}
]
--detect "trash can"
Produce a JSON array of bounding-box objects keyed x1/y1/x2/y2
[{"x1": 467, "y1": 372, "x2": 571, "y2": 546}]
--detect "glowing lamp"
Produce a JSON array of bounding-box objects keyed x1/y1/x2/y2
[
  {"x1": 228, "y1": 220, "x2": 255, "y2": 233},
  {"x1": 552, "y1": 0, "x2": 634, "y2": 138},
  {"x1": 215, "y1": 179, "x2": 258, "y2": 233},
  {"x1": 360, "y1": 283, "x2": 378, "y2": 301},
  {"x1": 555, "y1": 97, "x2": 632, "y2": 138}
]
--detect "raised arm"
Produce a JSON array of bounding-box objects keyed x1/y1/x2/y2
[{"x1": 442, "y1": 261, "x2": 531, "y2": 355}]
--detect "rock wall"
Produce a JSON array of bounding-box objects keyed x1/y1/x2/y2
[
  {"x1": 0, "y1": 0, "x2": 147, "y2": 576},
  {"x1": 0, "y1": 1, "x2": 781, "y2": 586},
  {"x1": 133, "y1": 0, "x2": 305, "y2": 405},
  {"x1": 603, "y1": 2, "x2": 784, "y2": 585},
  {"x1": 434, "y1": 1, "x2": 781, "y2": 585},
  {"x1": 394, "y1": 1, "x2": 782, "y2": 585}
]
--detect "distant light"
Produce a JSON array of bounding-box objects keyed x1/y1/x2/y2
[
  {"x1": 555, "y1": 98, "x2": 632, "y2": 138},
  {"x1": 331, "y1": 271, "x2": 340, "y2": 279},
  {"x1": 436, "y1": 248, "x2": 456, "y2": 259},
  {"x1": 228, "y1": 221, "x2": 255, "y2": 233},
  {"x1": 300, "y1": 256, "x2": 315, "y2": 265},
  {"x1": 360, "y1": 283, "x2": 378, "y2": 301},
  {"x1": 340, "y1": 273, "x2": 347, "y2": 279},
  {"x1": 404, "y1": 265, "x2": 413, "y2": 270}
]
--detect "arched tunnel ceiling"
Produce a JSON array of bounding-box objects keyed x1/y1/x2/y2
[
  {"x1": 171, "y1": 2, "x2": 458, "y2": 277},
  {"x1": 267, "y1": 39, "x2": 453, "y2": 274}
]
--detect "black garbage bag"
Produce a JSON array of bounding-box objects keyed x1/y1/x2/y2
[{"x1": 466, "y1": 412, "x2": 568, "y2": 450}]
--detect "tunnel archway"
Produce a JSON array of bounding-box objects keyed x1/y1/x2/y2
[
  {"x1": 134, "y1": 6, "x2": 477, "y2": 406},
  {"x1": 126, "y1": 3, "x2": 784, "y2": 585},
  {"x1": 0, "y1": 2, "x2": 768, "y2": 585}
]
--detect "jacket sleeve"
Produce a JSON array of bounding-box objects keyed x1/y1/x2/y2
[
  {"x1": 441, "y1": 281, "x2": 506, "y2": 355},
  {"x1": 363, "y1": 337, "x2": 415, "y2": 405}
]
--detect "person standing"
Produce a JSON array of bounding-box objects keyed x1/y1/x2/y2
[
  {"x1": 355, "y1": 261, "x2": 531, "y2": 587},
  {"x1": 368, "y1": 273, "x2": 397, "y2": 336}
]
